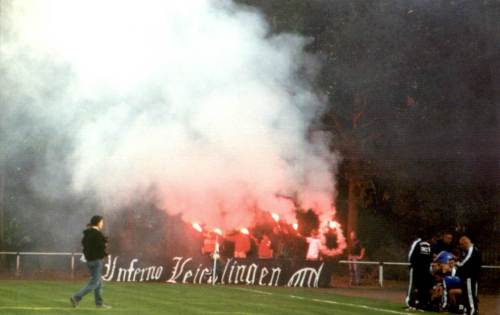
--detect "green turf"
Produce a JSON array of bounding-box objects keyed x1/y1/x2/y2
[{"x1": 0, "y1": 280, "x2": 433, "y2": 315}]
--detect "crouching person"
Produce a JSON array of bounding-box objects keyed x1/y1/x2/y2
[
  {"x1": 70, "y1": 215, "x2": 111, "y2": 309},
  {"x1": 443, "y1": 274, "x2": 463, "y2": 313}
]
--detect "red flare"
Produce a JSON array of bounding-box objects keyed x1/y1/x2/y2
[
  {"x1": 240, "y1": 227, "x2": 250, "y2": 235},
  {"x1": 328, "y1": 221, "x2": 339, "y2": 229},
  {"x1": 192, "y1": 222, "x2": 203, "y2": 233},
  {"x1": 271, "y1": 213, "x2": 280, "y2": 222},
  {"x1": 292, "y1": 223, "x2": 298, "y2": 231},
  {"x1": 213, "y1": 228, "x2": 223, "y2": 236}
]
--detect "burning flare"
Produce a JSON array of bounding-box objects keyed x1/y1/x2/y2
[
  {"x1": 213, "y1": 228, "x2": 223, "y2": 236},
  {"x1": 192, "y1": 222, "x2": 203, "y2": 233},
  {"x1": 328, "y1": 221, "x2": 339, "y2": 230},
  {"x1": 240, "y1": 227, "x2": 250, "y2": 235},
  {"x1": 1, "y1": 0, "x2": 341, "y2": 237},
  {"x1": 319, "y1": 220, "x2": 346, "y2": 257}
]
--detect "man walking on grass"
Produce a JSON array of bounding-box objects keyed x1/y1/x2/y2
[{"x1": 70, "y1": 215, "x2": 111, "y2": 309}]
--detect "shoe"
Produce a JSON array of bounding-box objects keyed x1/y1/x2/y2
[
  {"x1": 96, "y1": 304, "x2": 112, "y2": 309},
  {"x1": 70, "y1": 297, "x2": 79, "y2": 308}
]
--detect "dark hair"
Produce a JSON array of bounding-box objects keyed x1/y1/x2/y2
[
  {"x1": 459, "y1": 234, "x2": 473, "y2": 243},
  {"x1": 89, "y1": 215, "x2": 104, "y2": 227}
]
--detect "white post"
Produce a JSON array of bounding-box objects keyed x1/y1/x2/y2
[
  {"x1": 15, "y1": 253, "x2": 20, "y2": 276},
  {"x1": 212, "y1": 235, "x2": 218, "y2": 286},
  {"x1": 378, "y1": 262, "x2": 384, "y2": 288},
  {"x1": 71, "y1": 254, "x2": 75, "y2": 279}
]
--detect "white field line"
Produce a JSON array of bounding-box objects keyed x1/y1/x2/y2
[
  {"x1": 231, "y1": 287, "x2": 410, "y2": 315},
  {"x1": 290, "y1": 295, "x2": 410, "y2": 315},
  {"x1": 232, "y1": 287, "x2": 273, "y2": 295},
  {"x1": 0, "y1": 306, "x2": 97, "y2": 311},
  {"x1": 204, "y1": 312, "x2": 262, "y2": 315}
]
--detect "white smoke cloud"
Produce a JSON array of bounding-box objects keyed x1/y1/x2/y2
[{"x1": 1, "y1": 0, "x2": 339, "y2": 229}]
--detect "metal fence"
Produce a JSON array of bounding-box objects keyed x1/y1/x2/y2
[
  {"x1": 337, "y1": 260, "x2": 500, "y2": 287},
  {"x1": 0, "y1": 251, "x2": 82, "y2": 279},
  {"x1": 1, "y1": 251, "x2": 499, "y2": 288}
]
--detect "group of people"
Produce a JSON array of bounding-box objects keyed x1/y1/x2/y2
[
  {"x1": 201, "y1": 226, "x2": 365, "y2": 288},
  {"x1": 201, "y1": 229, "x2": 275, "y2": 259},
  {"x1": 406, "y1": 232, "x2": 481, "y2": 315},
  {"x1": 71, "y1": 215, "x2": 483, "y2": 314},
  {"x1": 200, "y1": 225, "x2": 355, "y2": 262}
]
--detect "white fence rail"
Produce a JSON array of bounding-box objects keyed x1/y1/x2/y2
[
  {"x1": 338, "y1": 260, "x2": 500, "y2": 287},
  {"x1": 0, "y1": 251, "x2": 82, "y2": 279},
  {"x1": 1, "y1": 252, "x2": 499, "y2": 287}
]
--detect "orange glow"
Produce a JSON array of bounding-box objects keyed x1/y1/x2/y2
[
  {"x1": 192, "y1": 222, "x2": 203, "y2": 233},
  {"x1": 240, "y1": 227, "x2": 250, "y2": 235},
  {"x1": 292, "y1": 223, "x2": 298, "y2": 231},
  {"x1": 328, "y1": 221, "x2": 339, "y2": 229},
  {"x1": 213, "y1": 228, "x2": 223, "y2": 236},
  {"x1": 271, "y1": 213, "x2": 280, "y2": 222}
]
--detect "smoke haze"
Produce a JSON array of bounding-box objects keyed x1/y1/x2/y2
[{"x1": 1, "y1": 0, "x2": 338, "y2": 231}]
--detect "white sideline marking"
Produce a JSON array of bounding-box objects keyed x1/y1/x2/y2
[
  {"x1": 205, "y1": 312, "x2": 261, "y2": 315},
  {"x1": 303, "y1": 297, "x2": 410, "y2": 315},
  {"x1": 232, "y1": 287, "x2": 273, "y2": 296},
  {"x1": 0, "y1": 306, "x2": 96, "y2": 311},
  {"x1": 231, "y1": 287, "x2": 410, "y2": 315}
]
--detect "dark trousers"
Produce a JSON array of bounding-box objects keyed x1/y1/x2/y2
[
  {"x1": 461, "y1": 277, "x2": 478, "y2": 315},
  {"x1": 348, "y1": 255, "x2": 361, "y2": 285},
  {"x1": 406, "y1": 267, "x2": 432, "y2": 309}
]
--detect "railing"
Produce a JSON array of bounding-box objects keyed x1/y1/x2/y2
[
  {"x1": 0, "y1": 251, "x2": 82, "y2": 279},
  {"x1": 1, "y1": 252, "x2": 499, "y2": 287},
  {"x1": 339, "y1": 260, "x2": 500, "y2": 287}
]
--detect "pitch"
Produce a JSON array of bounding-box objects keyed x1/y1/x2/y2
[{"x1": 0, "y1": 280, "x2": 436, "y2": 315}]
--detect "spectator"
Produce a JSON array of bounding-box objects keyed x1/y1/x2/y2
[
  {"x1": 270, "y1": 226, "x2": 286, "y2": 258},
  {"x1": 347, "y1": 231, "x2": 365, "y2": 286},
  {"x1": 257, "y1": 234, "x2": 273, "y2": 259},
  {"x1": 305, "y1": 229, "x2": 321, "y2": 261},
  {"x1": 227, "y1": 231, "x2": 251, "y2": 258},
  {"x1": 201, "y1": 232, "x2": 217, "y2": 256},
  {"x1": 457, "y1": 236, "x2": 481, "y2": 315}
]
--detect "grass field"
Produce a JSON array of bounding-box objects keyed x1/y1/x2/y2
[{"x1": 0, "y1": 280, "x2": 434, "y2": 315}]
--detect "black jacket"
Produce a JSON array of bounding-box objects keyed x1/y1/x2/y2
[
  {"x1": 82, "y1": 228, "x2": 108, "y2": 261},
  {"x1": 431, "y1": 240, "x2": 453, "y2": 255},
  {"x1": 408, "y1": 238, "x2": 432, "y2": 271},
  {"x1": 457, "y1": 245, "x2": 481, "y2": 279}
]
